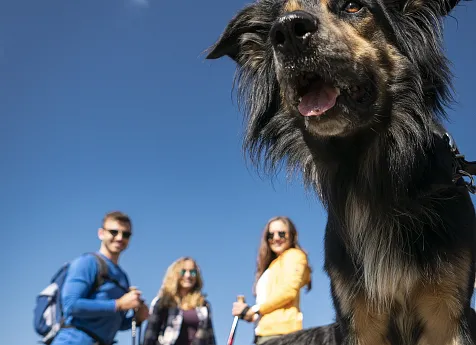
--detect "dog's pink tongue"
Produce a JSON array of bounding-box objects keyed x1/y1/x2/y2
[{"x1": 298, "y1": 83, "x2": 339, "y2": 116}]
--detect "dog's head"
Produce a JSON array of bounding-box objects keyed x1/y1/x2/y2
[{"x1": 207, "y1": 0, "x2": 461, "y2": 142}]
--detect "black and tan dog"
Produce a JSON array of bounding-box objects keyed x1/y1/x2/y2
[{"x1": 206, "y1": 0, "x2": 476, "y2": 344}]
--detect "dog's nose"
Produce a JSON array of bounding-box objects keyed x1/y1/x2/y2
[{"x1": 270, "y1": 11, "x2": 318, "y2": 55}]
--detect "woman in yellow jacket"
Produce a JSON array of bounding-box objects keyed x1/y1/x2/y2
[{"x1": 232, "y1": 216, "x2": 312, "y2": 345}]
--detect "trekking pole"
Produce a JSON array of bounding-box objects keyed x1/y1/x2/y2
[
  {"x1": 227, "y1": 295, "x2": 246, "y2": 345},
  {"x1": 132, "y1": 311, "x2": 143, "y2": 345},
  {"x1": 130, "y1": 287, "x2": 138, "y2": 345},
  {"x1": 132, "y1": 314, "x2": 137, "y2": 345}
]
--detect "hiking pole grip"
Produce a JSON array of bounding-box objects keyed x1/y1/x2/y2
[{"x1": 227, "y1": 295, "x2": 246, "y2": 345}]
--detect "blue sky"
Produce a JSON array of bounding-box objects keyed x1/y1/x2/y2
[{"x1": 0, "y1": 1, "x2": 475, "y2": 344}]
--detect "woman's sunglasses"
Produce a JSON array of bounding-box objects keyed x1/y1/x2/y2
[
  {"x1": 267, "y1": 231, "x2": 287, "y2": 241},
  {"x1": 180, "y1": 269, "x2": 197, "y2": 277},
  {"x1": 105, "y1": 229, "x2": 132, "y2": 239}
]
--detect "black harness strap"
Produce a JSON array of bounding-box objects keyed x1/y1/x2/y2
[{"x1": 442, "y1": 132, "x2": 476, "y2": 194}]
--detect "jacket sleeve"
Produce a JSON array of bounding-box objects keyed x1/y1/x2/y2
[
  {"x1": 143, "y1": 300, "x2": 166, "y2": 345},
  {"x1": 257, "y1": 249, "x2": 309, "y2": 315},
  {"x1": 61, "y1": 255, "x2": 118, "y2": 318}
]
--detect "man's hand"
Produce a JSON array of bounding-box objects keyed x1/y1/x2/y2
[
  {"x1": 115, "y1": 289, "x2": 142, "y2": 311},
  {"x1": 135, "y1": 302, "x2": 149, "y2": 323},
  {"x1": 231, "y1": 301, "x2": 255, "y2": 322}
]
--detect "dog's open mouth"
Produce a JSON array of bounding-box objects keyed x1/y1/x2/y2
[
  {"x1": 295, "y1": 73, "x2": 373, "y2": 116},
  {"x1": 296, "y1": 74, "x2": 340, "y2": 117}
]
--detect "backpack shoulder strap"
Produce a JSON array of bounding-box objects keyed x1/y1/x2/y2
[
  {"x1": 88, "y1": 252, "x2": 109, "y2": 293},
  {"x1": 89, "y1": 252, "x2": 129, "y2": 293}
]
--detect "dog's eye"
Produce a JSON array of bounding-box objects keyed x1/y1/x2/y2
[{"x1": 343, "y1": 1, "x2": 363, "y2": 14}]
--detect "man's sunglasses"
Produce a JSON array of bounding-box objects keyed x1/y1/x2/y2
[
  {"x1": 180, "y1": 269, "x2": 197, "y2": 277},
  {"x1": 267, "y1": 231, "x2": 287, "y2": 241},
  {"x1": 104, "y1": 229, "x2": 132, "y2": 239}
]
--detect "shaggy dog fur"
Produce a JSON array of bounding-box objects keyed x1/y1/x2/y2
[
  {"x1": 206, "y1": 0, "x2": 476, "y2": 344},
  {"x1": 262, "y1": 311, "x2": 476, "y2": 345},
  {"x1": 262, "y1": 323, "x2": 344, "y2": 345}
]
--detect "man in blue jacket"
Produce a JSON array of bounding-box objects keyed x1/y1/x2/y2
[{"x1": 51, "y1": 211, "x2": 149, "y2": 345}]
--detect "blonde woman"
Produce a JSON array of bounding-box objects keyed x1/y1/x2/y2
[
  {"x1": 232, "y1": 216, "x2": 312, "y2": 345},
  {"x1": 143, "y1": 257, "x2": 216, "y2": 345}
]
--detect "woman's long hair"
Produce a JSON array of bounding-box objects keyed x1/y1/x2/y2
[
  {"x1": 156, "y1": 256, "x2": 206, "y2": 310},
  {"x1": 253, "y1": 216, "x2": 312, "y2": 295}
]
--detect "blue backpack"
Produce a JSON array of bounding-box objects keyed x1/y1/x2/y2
[{"x1": 33, "y1": 252, "x2": 109, "y2": 344}]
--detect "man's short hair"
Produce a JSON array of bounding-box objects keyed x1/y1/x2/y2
[{"x1": 102, "y1": 211, "x2": 132, "y2": 231}]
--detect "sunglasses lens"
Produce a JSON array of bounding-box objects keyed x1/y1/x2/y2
[
  {"x1": 181, "y1": 269, "x2": 197, "y2": 277},
  {"x1": 267, "y1": 231, "x2": 287, "y2": 241},
  {"x1": 106, "y1": 229, "x2": 131, "y2": 239}
]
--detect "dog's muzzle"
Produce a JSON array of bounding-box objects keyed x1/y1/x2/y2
[{"x1": 270, "y1": 11, "x2": 318, "y2": 56}]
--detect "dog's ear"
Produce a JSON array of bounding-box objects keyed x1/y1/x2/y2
[
  {"x1": 206, "y1": 4, "x2": 261, "y2": 62},
  {"x1": 445, "y1": 0, "x2": 463, "y2": 12},
  {"x1": 394, "y1": 0, "x2": 464, "y2": 15},
  {"x1": 429, "y1": 0, "x2": 461, "y2": 15}
]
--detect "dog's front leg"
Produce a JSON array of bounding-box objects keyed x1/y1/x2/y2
[
  {"x1": 347, "y1": 295, "x2": 390, "y2": 345},
  {"x1": 330, "y1": 272, "x2": 390, "y2": 345},
  {"x1": 415, "y1": 280, "x2": 472, "y2": 345}
]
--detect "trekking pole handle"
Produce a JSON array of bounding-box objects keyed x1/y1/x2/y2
[{"x1": 227, "y1": 295, "x2": 246, "y2": 345}]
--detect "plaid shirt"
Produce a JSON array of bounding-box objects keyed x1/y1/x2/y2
[{"x1": 143, "y1": 299, "x2": 216, "y2": 345}]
